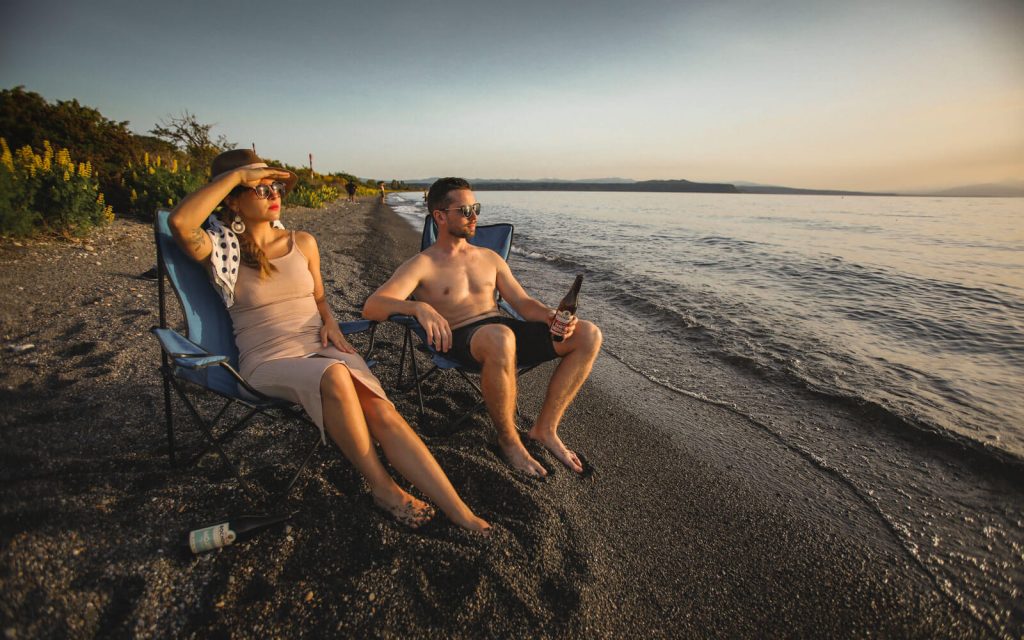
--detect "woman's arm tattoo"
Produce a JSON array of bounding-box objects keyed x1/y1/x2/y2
[{"x1": 188, "y1": 228, "x2": 205, "y2": 252}]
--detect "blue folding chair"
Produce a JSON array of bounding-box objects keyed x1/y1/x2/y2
[
  {"x1": 383, "y1": 214, "x2": 545, "y2": 432},
  {"x1": 151, "y1": 209, "x2": 373, "y2": 505}
]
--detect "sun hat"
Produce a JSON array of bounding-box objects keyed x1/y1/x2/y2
[{"x1": 210, "y1": 148, "x2": 298, "y2": 192}]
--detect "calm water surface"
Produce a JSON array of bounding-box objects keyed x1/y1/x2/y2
[
  {"x1": 393, "y1": 190, "x2": 1024, "y2": 458},
  {"x1": 388, "y1": 190, "x2": 1023, "y2": 633}
]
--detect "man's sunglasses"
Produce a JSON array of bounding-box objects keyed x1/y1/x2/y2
[
  {"x1": 439, "y1": 203, "x2": 482, "y2": 218},
  {"x1": 244, "y1": 182, "x2": 287, "y2": 199}
]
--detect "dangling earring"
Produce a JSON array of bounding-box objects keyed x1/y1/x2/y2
[{"x1": 231, "y1": 214, "x2": 246, "y2": 235}]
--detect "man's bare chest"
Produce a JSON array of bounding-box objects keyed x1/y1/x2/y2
[{"x1": 419, "y1": 263, "x2": 496, "y2": 303}]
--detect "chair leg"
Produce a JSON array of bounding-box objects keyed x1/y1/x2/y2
[
  {"x1": 269, "y1": 428, "x2": 322, "y2": 506},
  {"x1": 159, "y1": 363, "x2": 177, "y2": 466},
  {"x1": 407, "y1": 333, "x2": 427, "y2": 418},
  {"x1": 169, "y1": 378, "x2": 264, "y2": 504},
  {"x1": 397, "y1": 327, "x2": 410, "y2": 389}
]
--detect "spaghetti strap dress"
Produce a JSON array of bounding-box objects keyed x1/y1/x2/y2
[{"x1": 223, "y1": 232, "x2": 391, "y2": 442}]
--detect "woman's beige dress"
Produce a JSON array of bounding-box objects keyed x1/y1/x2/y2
[{"x1": 224, "y1": 233, "x2": 390, "y2": 442}]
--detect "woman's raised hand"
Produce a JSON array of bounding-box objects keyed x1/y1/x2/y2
[{"x1": 237, "y1": 167, "x2": 292, "y2": 188}]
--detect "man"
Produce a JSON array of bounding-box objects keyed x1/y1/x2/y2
[{"x1": 363, "y1": 178, "x2": 602, "y2": 477}]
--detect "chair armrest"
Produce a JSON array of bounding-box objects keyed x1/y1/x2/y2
[
  {"x1": 386, "y1": 314, "x2": 420, "y2": 329},
  {"x1": 339, "y1": 319, "x2": 373, "y2": 335},
  {"x1": 150, "y1": 327, "x2": 229, "y2": 370},
  {"x1": 386, "y1": 315, "x2": 428, "y2": 343},
  {"x1": 175, "y1": 355, "x2": 230, "y2": 370},
  {"x1": 498, "y1": 300, "x2": 524, "y2": 321}
]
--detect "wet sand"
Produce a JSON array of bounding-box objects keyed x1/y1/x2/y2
[{"x1": 0, "y1": 199, "x2": 992, "y2": 637}]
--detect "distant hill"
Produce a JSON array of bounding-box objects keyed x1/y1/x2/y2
[
  {"x1": 914, "y1": 181, "x2": 1024, "y2": 198},
  {"x1": 736, "y1": 184, "x2": 894, "y2": 196},
  {"x1": 399, "y1": 177, "x2": 1024, "y2": 198},
  {"x1": 405, "y1": 177, "x2": 637, "y2": 185},
  {"x1": 405, "y1": 178, "x2": 737, "y2": 194}
]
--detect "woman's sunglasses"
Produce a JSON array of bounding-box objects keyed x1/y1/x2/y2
[
  {"x1": 440, "y1": 203, "x2": 482, "y2": 218},
  {"x1": 244, "y1": 182, "x2": 287, "y2": 199}
]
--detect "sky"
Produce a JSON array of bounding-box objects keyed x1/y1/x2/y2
[{"x1": 1, "y1": 0, "x2": 1022, "y2": 192}]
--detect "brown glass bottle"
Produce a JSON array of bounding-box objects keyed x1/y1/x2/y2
[{"x1": 550, "y1": 274, "x2": 583, "y2": 342}]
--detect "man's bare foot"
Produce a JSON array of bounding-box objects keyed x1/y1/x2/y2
[
  {"x1": 498, "y1": 439, "x2": 548, "y2": 477},
  {"x1": 372, "y1": 491, "x2": 436, "y2": 529},
  {"x1": 526, "y1": 430, "x2": 584, "y2": 474}
]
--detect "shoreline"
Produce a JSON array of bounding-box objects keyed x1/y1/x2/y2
[{"x1": 0, "y1": 198, "x2": 1009, "y2": 637}]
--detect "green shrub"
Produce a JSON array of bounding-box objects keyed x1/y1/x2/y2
[
  {"x1": 0, "y1": 138, "x2": 114, "y2": 237},
  {"x1": 122, "y1": 152, "x2": 206, "y2": 220},
  {"x1": 0, "y1": 87, "x2": 152, "y2": 215},
  {"x1": 287, "y1": 184, "x2": 341, "y2": 208}
]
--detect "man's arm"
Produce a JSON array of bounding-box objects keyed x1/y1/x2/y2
[
  {"x1": 495, "y1": 258, "x2": 554, "y2": 323},
  {"x1": 363, "y1": 255, "x2": 455, "y2": 352}
]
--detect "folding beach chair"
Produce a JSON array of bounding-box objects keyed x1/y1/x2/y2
[
  {"x1": 381, "y1": 215, "x2": 546, "y2": 432},
  {"x1": 151, "y1": 209, "x2": 373, "y2": 506}
]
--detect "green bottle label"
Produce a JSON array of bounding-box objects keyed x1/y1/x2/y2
[{"x1": 189, "y1": 522, "x2": 237, "y2": 553}]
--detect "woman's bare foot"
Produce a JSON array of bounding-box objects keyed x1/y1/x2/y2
[
  {"x1": 498, "y1": 438, "x2": 548, "y2": 477},
  {"x1": 372, "y1": 491, "x2": 436, "y2": 529},
  {"x1": 526, "y1": 430, "x2": 584, "y2": 473},
  {"x1": 453, "y1": 513, "x2": 492, "y2": 534}
]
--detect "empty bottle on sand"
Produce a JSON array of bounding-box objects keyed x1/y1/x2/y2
[
  {"x1": 188, "y1": 512, "x2": 291, "y2": 554},
  {"x1": 550, "y1": 274, "x2": 583, "y2": 342}
]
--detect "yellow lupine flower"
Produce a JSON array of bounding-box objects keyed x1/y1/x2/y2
[
  {"x1": 148, "y1": 166, "x2": 155, "y2": 175},
  {"x1": 17, "y1": 145, "x2": 35, "y2": 169},
  {"x1": 56, "y1": 148, "x2": 71, "y2": 168},
  {"x1": 171, "y1": 159, "x2": 178, "y2": 174},
  {"x1": 155, "y1": 155, "x2": 162, "y2": 168},
  {"x1": 130, "y1": 188, "x2": 138, "y2": 202},
  {"x1": 63, "y1": 170, "x2": 71, "y2": 182},
  {"x1": 143, "y1": 152, "x2": 150, "y2": 166},
  {"x1": 42, "y1": 142, "x2": 53, "y2": 172},
  {"x1": 0, "y1": 138, "x2": 14, "y2": 173}
]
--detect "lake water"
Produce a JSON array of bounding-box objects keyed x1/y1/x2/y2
[
  {"x1": 390, "y1": 190, "x2": 1024, "y2": 461},
  {"x1": 388, "y1": 189, "x2": 1024, "y2": 633}
]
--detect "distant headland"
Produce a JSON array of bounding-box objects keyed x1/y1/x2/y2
[{"x1": 403, "y1": 177, "x2": 1024, "y2": 197}]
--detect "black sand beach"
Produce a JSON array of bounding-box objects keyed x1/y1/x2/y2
[{"x1": 0, "y1": 199, "x2": 1010, "y2": 637}]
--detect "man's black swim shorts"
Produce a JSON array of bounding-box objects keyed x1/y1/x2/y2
[{"x1": 446, "y1": 316, "x2": 558, "y2": 368}]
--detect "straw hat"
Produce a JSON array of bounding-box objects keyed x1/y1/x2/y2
[{"x1": 210, "y1": 149, "x2": 298, "y2": 192}]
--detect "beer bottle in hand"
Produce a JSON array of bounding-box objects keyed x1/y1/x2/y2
[
  {"x1": 550, "y1": 274, "x2": 583, "y2": 342},
  {"x1": 188, "y1": 512, "x2": 292, "y2": 554}
]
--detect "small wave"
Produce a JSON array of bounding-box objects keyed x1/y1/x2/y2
[
  {"x1": 509, "y1": 245, "x2": 554, "y2": 262},
  {"x1": 509, "y1": 243, "x2": 591, "y2": 273}
]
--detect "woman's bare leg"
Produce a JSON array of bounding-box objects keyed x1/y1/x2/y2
[
  {"x1": 355, "y1": 382, "x2": 490, "y2": 532},
  {"x1": 319, "y1": 365, "x2": 422, "y2": 511},
  {"x1": 320, "y1": 364, "x2": 489, "y2": 532}
]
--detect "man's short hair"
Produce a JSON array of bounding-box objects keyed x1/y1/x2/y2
[{"x1": 427, "y1": 177, "x2": 472, "y2": 214}]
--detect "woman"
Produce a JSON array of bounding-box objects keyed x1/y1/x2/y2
[{"x1": 169, "y1": 149, "x2": 489, "y2": 533}]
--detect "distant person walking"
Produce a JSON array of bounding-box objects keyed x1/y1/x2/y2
[
  {"x1": 378, "y1": 181, "x2": 386, "y2": 203},
  {"x1": 345, "y1": 180, "x2": 357, "y2": 203}
]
